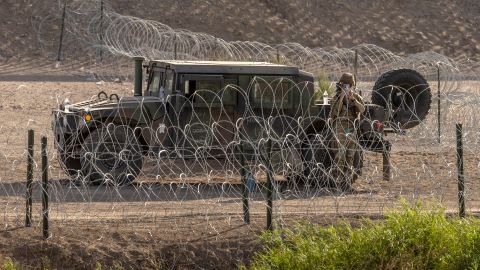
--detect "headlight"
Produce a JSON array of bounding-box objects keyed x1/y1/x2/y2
[{"x1": 84, "y1": 114, "x2": 92, "y2": 122}]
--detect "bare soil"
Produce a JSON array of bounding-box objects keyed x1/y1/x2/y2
[
  {"x1": 0, "y1": 80, "x2": 479, "y2": 268},
  {"x1": 1, "y1": 0, "x2": 479, "y2": 59},
  {"x1": 1, "y1": 0, "x2": 480, "y2": 267}
]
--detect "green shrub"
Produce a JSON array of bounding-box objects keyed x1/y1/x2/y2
[
  {"x1": 249, "y1": 201, "x2": 480, "y2": 270},
  {"x1": 2, "y1": 258, "x2": 16, "y2": 270},
  {"x1": 314, "y1": 71, "x2": 335, "y2": 101}
]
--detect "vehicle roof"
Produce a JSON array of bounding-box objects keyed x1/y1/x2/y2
[{"x1": 149, "y1": 60, "x2": 312, "y2": 77}]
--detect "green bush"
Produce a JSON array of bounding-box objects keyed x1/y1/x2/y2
[
  {"x1": 249, "y1": 201, "x2": 480, "y2": 270},
  {"x1": 314, "y1": 71, "x2": 335, "y2": 101},
  {"x1": 2, "y1": 258, "x2": 16, "y2": 270}
]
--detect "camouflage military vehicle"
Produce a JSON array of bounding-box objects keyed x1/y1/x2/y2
[{"x1": 52, "y1": 58, "x2": 431, "y2": 185}]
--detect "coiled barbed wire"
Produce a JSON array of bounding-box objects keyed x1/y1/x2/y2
[
  {"x1": 22, "y1": 0, "x2": 477, "y2": 83},
  {"x1": 0, "y1": 2, "x2": 479, "y2": 260}
]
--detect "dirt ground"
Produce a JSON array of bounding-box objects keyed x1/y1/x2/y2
[
  {"x1": 1, "y1": 0, "x2": 479, "y2": 267},
  {"x1": 1, "y1": 0, "x2": 480, "y2": 59},
  {"x1": 0, "y1": 79, "x2": 479, "y2": 269}
]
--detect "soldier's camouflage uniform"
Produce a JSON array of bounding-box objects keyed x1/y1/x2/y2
[{"x1": 329, "y1": 85, "x2": 365, "y2": 190}]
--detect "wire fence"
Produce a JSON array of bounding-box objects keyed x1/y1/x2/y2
[
  {"x1": 1, "y1": 76, "x2": 479, "y2": 229},
  {"x1": 9, "y1": 0, "x2": 473, "y2": 80},
  {"x1": 0, "y1": 0, "x2": 479, "y2": 267}
]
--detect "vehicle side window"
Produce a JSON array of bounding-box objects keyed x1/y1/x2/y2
[
  {"x1": 182, "y1": 76, "x2": 235, "y2": 107},
  {"x1": 184, "y1": 80, "x2": 221, "y2": 106},
  {"x1": 252, "y1": 77, "x2": 292, "y2": 109}
]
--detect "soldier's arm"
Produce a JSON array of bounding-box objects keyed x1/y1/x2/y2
[
  {"x1": 352, "y1": 94, "x2": 365, "y2": 115},
  {"x1": 329, "y1": 94, "x2": 343, "y2": 119}
]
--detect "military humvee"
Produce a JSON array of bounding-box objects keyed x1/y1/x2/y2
[{"x1": 52, "y1": 58, "x2": 431, "y2": 185}]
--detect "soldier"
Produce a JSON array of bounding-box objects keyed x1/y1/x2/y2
[{"x1": 329, "y1": 73, "x2": 365, "y2": 191}]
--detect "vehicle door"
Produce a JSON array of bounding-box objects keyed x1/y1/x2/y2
[
  {"x1": 243, "y1": 76, "x2": 304, "y2": 176},
  {"x1": 145, "y1": 67, "x2": 175, "y2": 150},
  {"x1": 244, "y1": 76, "x2": 298, "y2": 140},
  {"x1": 178, "y1": 74, "x2": 237, "y2": 158}
]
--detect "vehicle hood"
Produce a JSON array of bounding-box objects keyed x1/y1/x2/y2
[{"x1": 63, "y1": 96, "x2": 163, "y2": 112}]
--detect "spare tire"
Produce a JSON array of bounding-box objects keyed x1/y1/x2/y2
[{"x1": 372, "y1": 69, "x2": 431, "y2": 129}]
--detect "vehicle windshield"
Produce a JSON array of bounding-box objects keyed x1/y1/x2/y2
[
  {"x1": 148, "y1": 69, "x2": 173, "y2": 101},
  {"x1": 148, "y1": 70, "x2": 162, "y2": 95}
]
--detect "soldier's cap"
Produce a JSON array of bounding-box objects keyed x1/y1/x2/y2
[{"x1": 338, "y1": 73, "x2": 356, "y2": 86}]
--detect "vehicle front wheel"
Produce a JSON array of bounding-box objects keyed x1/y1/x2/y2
[
  {"x1": 59, "y1": 151, "x2": 82, "y2": 179},
  {"x1": 80, "y1": 124, "x2": 143, "y2": 186}
]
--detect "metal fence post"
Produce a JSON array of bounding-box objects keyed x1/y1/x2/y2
[
  {"x1": 56, "y1": 0, "x2": 68, "y2": 61},
  {"x1": 41, "y1": 136, "x2": 49, "y2": 239},
  {"x1": 353, "y1": 50, "x2": 358, "y2": 79},
  {"x1": 437, "y1": 65, "x2": 441, "y2": 144},
  {"x1": 354, "y1": 50, "x2": 362, "y2": 96},
  {"x1": 173, "y1": 36, "x2": 177, "y2": 60},
  {"x1": 238, "y1": 140, "x2": 250, "y2": 224},
  {"x1": 25, "y1": 130, "x2": 34, "y2": 227},
  {"x1": 265, "y1": 139, "x2": 273, "y2": 231},
  {"x1": 456, "y1": 124, "x2": 465, "y2": 218},
  {"x1": 382, "y1": 148, "x2": 390, "y2": 181},
  {"x1": 98, "y1": 0, "x2": 104, "y2": 62}
]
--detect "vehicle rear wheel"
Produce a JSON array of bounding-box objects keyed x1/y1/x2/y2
[
  {"x1": 302, "y1": 131, "x2": 362, "y2": 189},
  {"x1": 372, "y1": 69, "x2": 431, "y2": 129},
  {"x1": 302, "y1": 133, "x2": 335, "y2": 188},
  {"x1": 80, "y1": 124, "x2": 143, "y2": 186}
]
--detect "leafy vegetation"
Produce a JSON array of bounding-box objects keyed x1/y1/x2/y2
[
  {"x1": 314, "y1": 71, "x2": 335, "y2": 101},
  {"x1": 249, "y1": 201, "x2": 480, "y2": 270},
  {"x1": 2, "y1": 258, "x2": 16, "y2": 270}
]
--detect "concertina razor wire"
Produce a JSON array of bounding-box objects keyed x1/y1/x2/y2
[{"x1": 0, "y1": 0, "x2": 478, "y2": 246}]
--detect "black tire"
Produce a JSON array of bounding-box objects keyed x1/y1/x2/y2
[
  {"x1": 302, "y1": 132, "x2": 335, "y2": 188},
  {"x1": 59, "y1": 153, "x2": 82, "y2": 178},
  {"x1": 54, "y1": 132, "x2": 82, "y2": 180},
  {"x1": 274, "y1": 141, "x2": 304, "y2": 190},
  {"x1": 372, "y1": 69, "x2": 431, "y2": 129},
  {"x1": 80, "y1": 125, "x2": 143, "y2": 186},
  {"x1": 302, "y1": 129, "x2": 362, "y2": 189}
]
